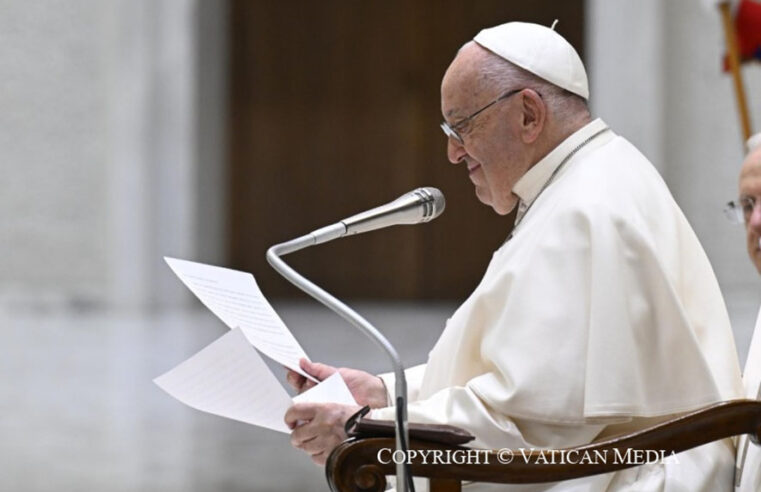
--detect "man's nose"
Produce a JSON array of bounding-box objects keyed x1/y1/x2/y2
[
  {"x1": 749, "y1": 203, "x2": 761, "y2": 233},
  {"x1": 447, "y1": 138, "x2": 467, "y2": 164}
]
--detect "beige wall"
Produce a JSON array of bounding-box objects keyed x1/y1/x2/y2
[
  {"x1": 0, "y1": 2, "x2": 110, "y2": 304},
  {"x1": 0, "y1": 0, "x2": 227, "y2": 309},
  {"x1": 587, "y1": 0, "x2": 761, "y2": 360}
]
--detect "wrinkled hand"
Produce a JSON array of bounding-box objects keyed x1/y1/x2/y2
[
  {"x1": 285, "y1": 358, "x2": 388, "y2": 408},
  {"x1": 285, "y1": 402, "x2": 361, "y2": 465}
]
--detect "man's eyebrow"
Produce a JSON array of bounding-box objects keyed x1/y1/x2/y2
[{"x1": 444, "y1": 108, "x2": 461, "y2": 120}]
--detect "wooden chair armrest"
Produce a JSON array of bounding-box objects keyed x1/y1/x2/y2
[
  {"x1": 327, "y1": 399, "x2": 761, "y2": 492},
  {"x1": 347, "y1": 417, "x2": 475, "y2": 446}
]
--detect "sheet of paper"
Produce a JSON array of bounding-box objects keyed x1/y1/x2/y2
[
  {"x1": 294, "y1": 372, "x2": 358, "y2": 406},
  {"x1": 155, "y1": 328, "x2": 358, "y2": 434},
  {"x1": 154, "y1": 327, "x2": 293, "y2": 433},
  {"x1": 164, "y1": 257, "x2": 315, "y2": 381}
]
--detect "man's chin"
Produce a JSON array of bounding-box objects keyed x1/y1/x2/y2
[
  {"x1": 489, "y1": 197, "x2": 518, "y2": 216},
  {"x1": 751, "y1": 245, "x2": 761, "y2": 274},
  {"x1": 474, "y1": 188, "x2": 517, "y2": 215},
  {"x1": 754, "y1": 253, "x2": 761, "y2": 275},
  {"x1": 473, "y1": 187, "x2": 491, "y2": 206},
  {"x1": 492, "y1": 204, "x2": 517, "y2": 216}
]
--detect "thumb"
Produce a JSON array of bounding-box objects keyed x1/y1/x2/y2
[{"x1": 300, "y1": 358, "x2": 337, "y2": 381}]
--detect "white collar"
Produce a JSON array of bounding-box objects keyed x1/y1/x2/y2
[{"x1": 512, "y1": 118, "x2": 610, "y2": 214}]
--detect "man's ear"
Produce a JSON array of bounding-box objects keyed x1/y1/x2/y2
[{"x1": 519, "y1": 89, "x2": 546, "y2": 144}]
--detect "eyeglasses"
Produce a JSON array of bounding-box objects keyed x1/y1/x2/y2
[
  {"x1": 724, "y1": 196, "x2": 757, "y2": 224},
  {"x1": 440, "y1": 88, "x2": 524, "y2": 144}
]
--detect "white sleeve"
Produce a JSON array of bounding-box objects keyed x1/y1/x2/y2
[
  {"x1": 370, "y1": 380, "x2": 605, "y2": 450},
  {"x1": 377, "y1": 363, "x2": 427, "y2": 406}
]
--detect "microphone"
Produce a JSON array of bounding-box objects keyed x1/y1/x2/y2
[
  {"x1": 266, "y1": 186, "x2": 445, "y2": 492},
  {"x1": 309, "y1": 187, "x2": 445, "y2": 245}
]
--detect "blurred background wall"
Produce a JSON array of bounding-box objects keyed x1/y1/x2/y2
[
  {"x1": 0, "y1": 0, "x2": 227, "y2": 309},
  {"x1": 226, "y1": 0, "x2": 582, "y2": 300},
  {"x1": 1, "y1": 0, "x2": 759, "y2": 491},
  {"x1": 587, "y1": 0, "x2": 761, "y2": 356}
]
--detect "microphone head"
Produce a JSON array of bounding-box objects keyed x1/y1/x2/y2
[
  {"x1": 413, "y1": 187, "x2": 446, "y2": 222},
  {"x1": 339, "y1": 186, "x2": 447, "y2": 237}
]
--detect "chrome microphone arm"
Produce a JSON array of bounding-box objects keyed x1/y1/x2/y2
[{"x1": 266, "y1": 231, "x2": 412, "y2": 492}]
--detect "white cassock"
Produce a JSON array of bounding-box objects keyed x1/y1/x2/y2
[
  {"x1": 734, "y1": 306, "x2": 761, "y2": 492},
  {"x1": 372, "y1": 119, "x2": 744, "y2": 491}
]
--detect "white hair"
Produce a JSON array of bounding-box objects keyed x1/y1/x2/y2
[{"x1": 476, "y1": 48, "x2": 590, "y2": 123}]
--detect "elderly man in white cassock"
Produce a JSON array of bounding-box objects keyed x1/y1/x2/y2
[
  {"x1": 285, "y1": 21, "x2": 744, "y2": 491},
  {"x1": 732, "y1": 138, "x2": 761, "y2": 492}
]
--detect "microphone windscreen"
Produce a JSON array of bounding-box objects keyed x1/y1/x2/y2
[{"x1": 416, "y1": 187, "x2": 446, "y2": 220}]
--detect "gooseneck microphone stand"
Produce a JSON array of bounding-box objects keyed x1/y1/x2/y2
[
  {"x1": 267, "y1": 229, "x2": 413, "y2": 492},
  {"x1": 267, "y1": 187, "x2": 445, "y2": 492}
]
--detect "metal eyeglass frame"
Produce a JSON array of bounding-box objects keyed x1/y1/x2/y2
[
  {"x1": 724, "y1": 196, "x2": 756, "y2": 224},
  {"x1": 440, "y1": 88, "x2": 525, "y2": 144}
]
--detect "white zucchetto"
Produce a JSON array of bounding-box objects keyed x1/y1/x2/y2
[{"x1": 473, "y1": 21, "x2": 590, "y2": 100}]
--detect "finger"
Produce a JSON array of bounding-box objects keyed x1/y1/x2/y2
[
  {"x1": 296, "y1": 434, "x2": 325, "y2": 454},
  {"x1": 291, "y1": 427, "x2": 318, "y2": 448},
  {"x1": 300, "y1": 358, "x2": 337, "y2": 381},
  {"x1": 303, "y1": 441, "x2": 324, "y2": 455},
  {"x1": 287, "y1": 417, "x2": 310, "y2": 430},
  {"x1": 284, "y1": 403, "x2": 318, "y2": 427},
  {"x1": 310, "y1": 451, "x2": 328, "y2": 465},
  {"x1": 285, "y1": 370, "x2": 307, "y2": 390}
]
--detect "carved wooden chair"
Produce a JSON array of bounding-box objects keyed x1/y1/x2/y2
[{"x1": 326, "y1": 399, "x2": 761, "y2": 492}]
